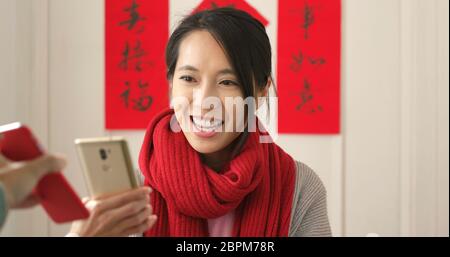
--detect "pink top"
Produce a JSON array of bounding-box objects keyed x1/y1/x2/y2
[{"x1": 207, "y1": 210, "x2": 235, "y2": 237}]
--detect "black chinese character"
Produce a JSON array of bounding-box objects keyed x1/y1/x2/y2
[
  {"x1": 120, "y1": 81, "x2": 131, "y2": 108},
  {"x1": 118, "y1": 40, "x2": 150, "y2": 71},
  {"x1": 132, "y1": 95, "x2": 153, "y2": 112},
  {"x1": 290, "y1": 50, "x2": 326, "y2": 72},
  {"x1": 301, "y1": 3, "x2": 314, "y2": 39},
  {"x1": 295, "y1": 78, "x2": 323, "y2": 113},
  {"x1": 290, "y1": 51, "x2": 304, "y2": 72},
  {"x1": 119, "y1": 0, "x2": 146, "y2": 32},
  {"x1": 308, "y1": 56, "x2": 326, "y2": 66}
]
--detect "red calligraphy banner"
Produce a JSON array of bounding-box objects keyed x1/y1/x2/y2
[
  {"x1": 105, "y1": 0, "x2": 169, "y2": 129},
  {"x1": 277, "y1": 0, "x2": 341, "y2": 134}
]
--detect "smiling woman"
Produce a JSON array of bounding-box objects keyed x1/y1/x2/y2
[
  {"x1": 43, "y1": 5, "x2": 330, "y2": 239},
  {"x1": 137, "y1": 7, "x2": 331, "y2": 237}
]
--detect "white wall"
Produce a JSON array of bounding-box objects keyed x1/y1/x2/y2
[
  {"x1": 0, "y1": 0, "x2": 448, "y2": 237},
  {"x1": 343, "y1": 0, "x2": 404, "y2": 236},
  {"x1": 0, "y1": 0, "x2": 51, "y2": 237}
]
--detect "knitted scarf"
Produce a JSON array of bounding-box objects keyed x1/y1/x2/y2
[{"x1": 139, "y1": 107, "x2": 296, "y2": 236}]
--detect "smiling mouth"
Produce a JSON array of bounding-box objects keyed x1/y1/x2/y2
[{"x1": 190, "y1": 115, "x2": 224, "y2": 132}]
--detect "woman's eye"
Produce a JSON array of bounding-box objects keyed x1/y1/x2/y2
[
  {"x1": 220, "y1": 80, "x2": 238, "y2": 86},
  {"x1": 180, "y1": 76, "x2": 195, "y2": 82}
]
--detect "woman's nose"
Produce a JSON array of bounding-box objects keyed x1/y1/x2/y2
[
  {"x1": 194, "y1": 82, "x2": 220, "y2": 105},
  {"x1": 192, "y1": 81, "x2": 221, "y2": 109}
]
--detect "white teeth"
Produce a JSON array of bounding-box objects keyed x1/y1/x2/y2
[
  {"x1": 192, "y1": 116, "x2": 222, "y2": 130},
  {"x1": 200, "y1": 126, "x2": 215, "y2": 132}
]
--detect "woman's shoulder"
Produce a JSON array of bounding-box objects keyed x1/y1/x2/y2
[
  {"x1": 293, "y1": 161, "x2": 327, "y2": 198},
  {"x1": 289, "y1": 161, "x2": 331, "y2": 236}
]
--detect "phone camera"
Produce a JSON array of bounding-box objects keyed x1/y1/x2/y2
[{"x1": 99, "y1": 148, "x2": 108, "y2": 160}]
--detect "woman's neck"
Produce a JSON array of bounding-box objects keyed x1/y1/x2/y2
[
  {"x1": 200, "y1": 133, "x2": 245, "y2": 172},
  {"x1": 201, "y1": 144, "x2": 234, "y2": 172},
  {"x1": 201, "y1": 154, "x2": 227, "y2": 172}
]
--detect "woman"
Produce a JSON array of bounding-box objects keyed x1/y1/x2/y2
[{"x1": 72, "y1": 7, "x2": 331, "y2": 237}]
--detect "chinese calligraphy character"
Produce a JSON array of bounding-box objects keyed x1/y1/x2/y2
[
  {"x1": 295, "y1": 78, "x2": 323, "y2": 113},
  {"x1": 120, "y1": 80, "x2": 153, "y2": 112},
  {"x1": 308, "y1": 56, "x2": 326, "y2": 65},
  {"x1": 301, "y1": 3, "x2": 314, "y2": 39},
  {"x1": 132, "y1": 95, "x2": 153, "y2": 112},
  {"x1": 119, "y1": 0, "x2": 146, "y2": 32},
  {"x1": 290, "y1": 50, "x2": 326, "y2": 72},
  {"x1": 120, "y1": 81, "x2": 131, "y2": 108},
  {"x1": 137, "y1": 80, "x2": 149, "y2": 89},
  {"x1": 118, "y1": 40, "x2": 151, "y2": 72},
  {"x1": 290, "y1": 51, "x2": 304, "y2": 72}
]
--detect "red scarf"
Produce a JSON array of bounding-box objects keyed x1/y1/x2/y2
[{"x1": 139, "y1": 107, "x2": 296, "y2": 236}]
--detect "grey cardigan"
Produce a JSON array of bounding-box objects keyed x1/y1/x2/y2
[{"x1": 289, "y1": 161, "x2": 332, "y2": 237}]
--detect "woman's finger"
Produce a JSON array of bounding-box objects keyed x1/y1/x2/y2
[
  {"x1": 81, "y1": 197, "x2": 90, "y2": 204},
  {"x1": 120, "y1": 215, "x2": 157, "y2": 236},
  {"x1": 94, "y1": 187, "x2": 151, "y2": 213},
  {"x1": 115, "y1": 205, "x2": 152, "y2": 230},
  {"x1": 103, "y1": 198, "x2": 149, "y2": 225}
]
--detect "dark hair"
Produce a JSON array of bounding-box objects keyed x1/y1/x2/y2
[
  {"x1": 166, "y1": 7, "x2": 275, "y2": 104},
  {"x1": 165, "y1": 8, "x2": 276, "y2": 159}
]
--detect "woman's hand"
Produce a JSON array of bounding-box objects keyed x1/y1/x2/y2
[
  {"x1": 69, "y1": 187, "x2": 157, "y2": 237},
  {"x1": 0, "y1": 153, "x2": 67, "y2": 208}
]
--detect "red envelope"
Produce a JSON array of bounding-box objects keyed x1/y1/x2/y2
[{"x1": 0, "y1": 123, "x2": 89, "y2": 223}]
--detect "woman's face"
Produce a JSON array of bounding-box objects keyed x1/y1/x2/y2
[{"x1": 170, "y1": 30, "x2": 245, "y2": 155}]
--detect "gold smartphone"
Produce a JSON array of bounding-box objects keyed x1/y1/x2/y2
[{"x1": 74, "y1": 137, "x2": 138, "y2": 198}]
